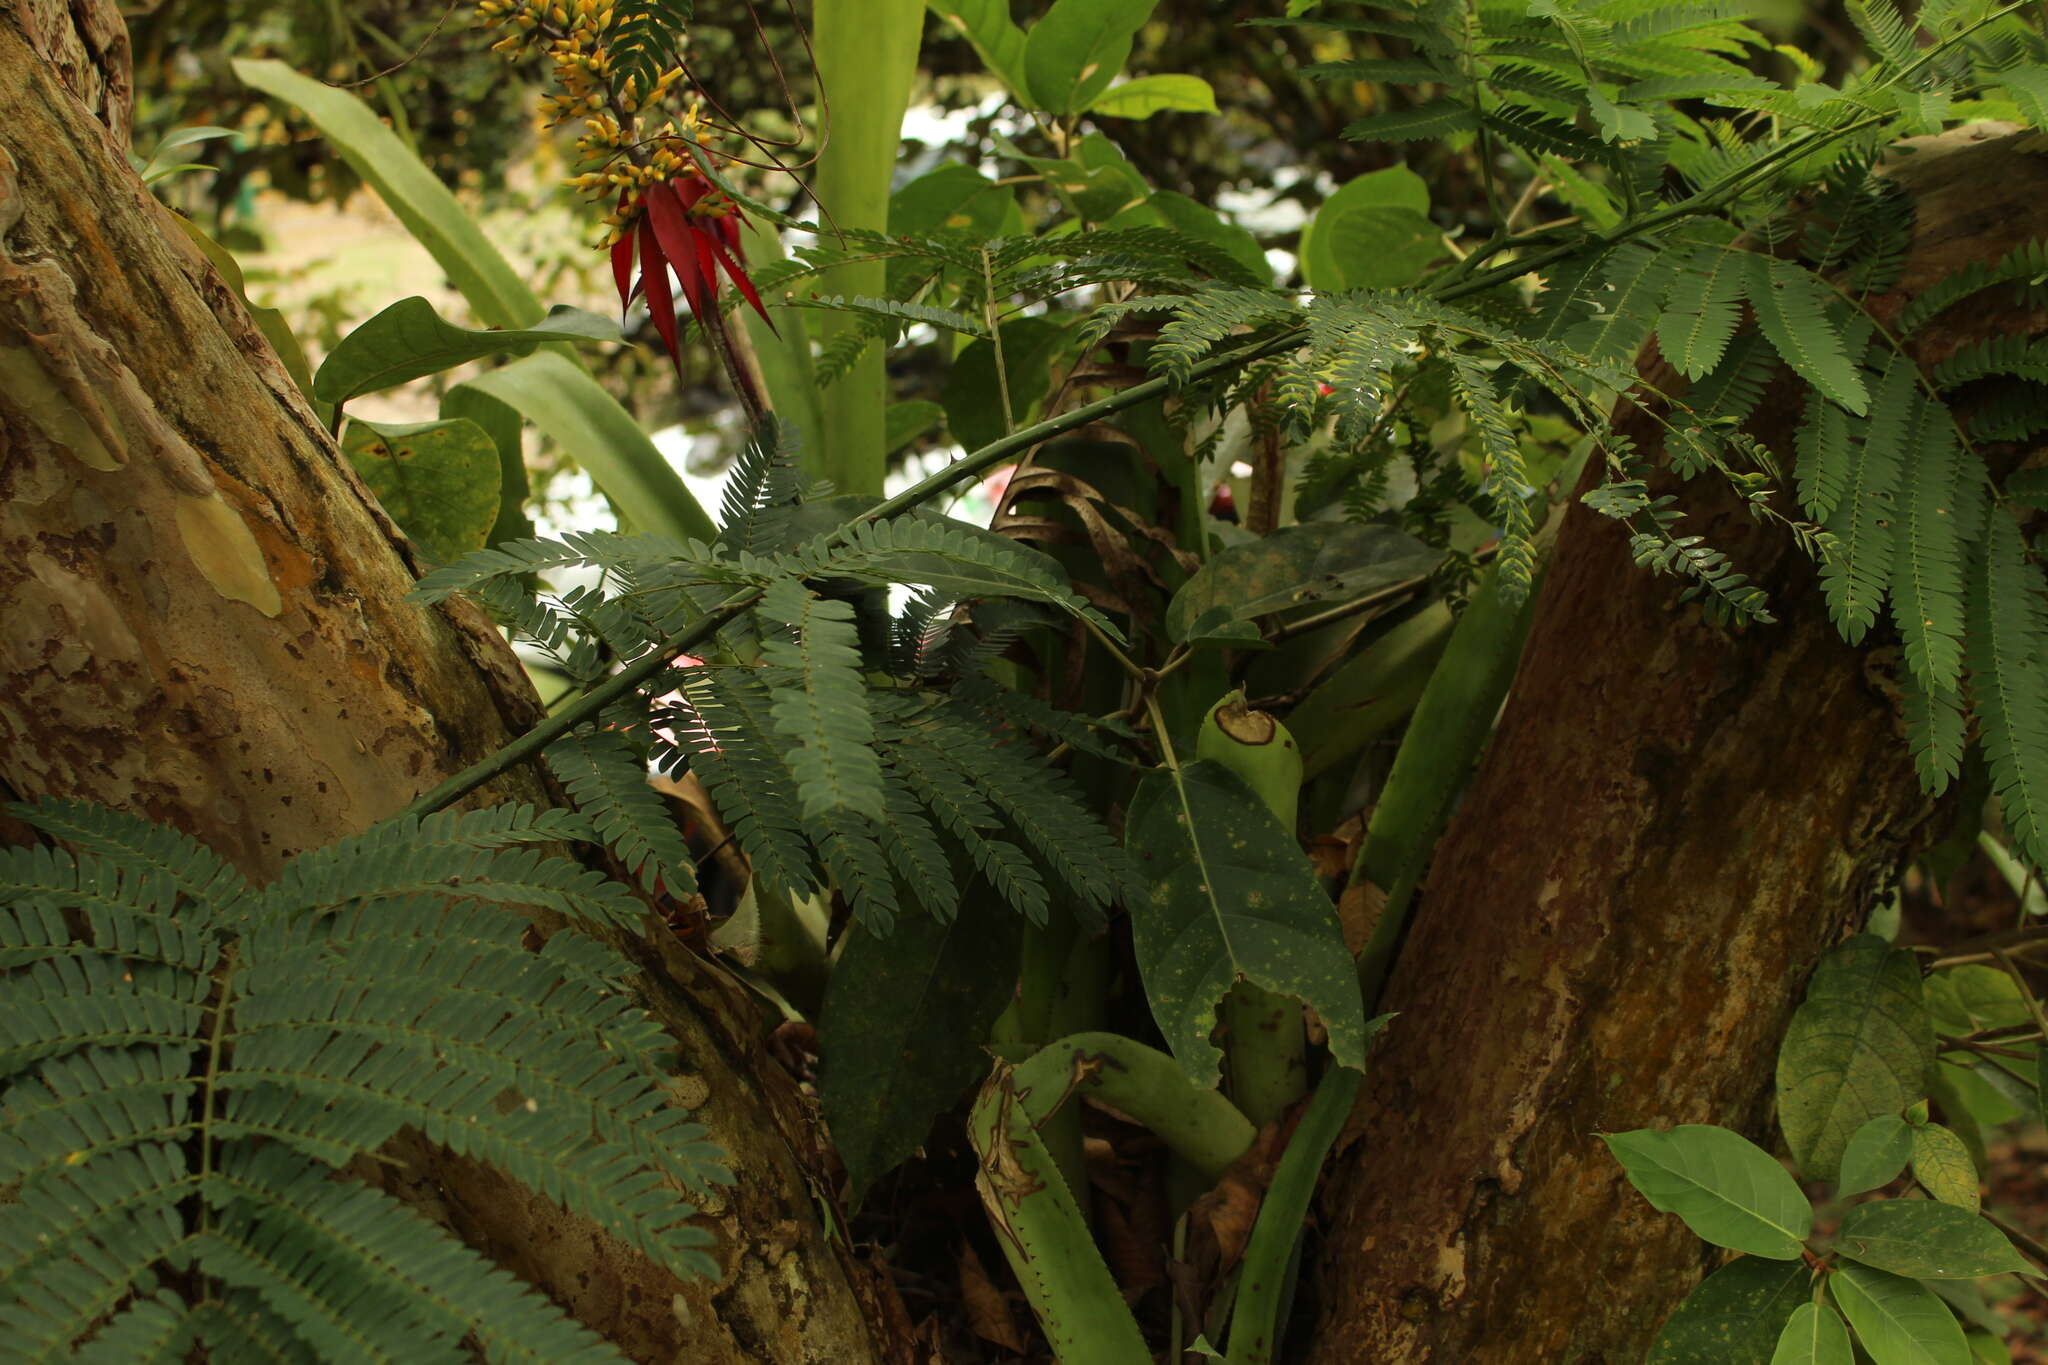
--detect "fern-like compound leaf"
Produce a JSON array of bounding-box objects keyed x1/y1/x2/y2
[
  {"x1": 546, "y1": 726, "x2": 697, "y2": 896},
  {"x1": 756, "y1": 577, "x2": 883, "y2": 820},
  {"x1": 1746, "y1": 255, "x2": 1870, "y2": 414},
  {"x1": 1969, "y1": 511, "x2": 2048, "y2": 868},
  {"x1": 1819, "y1": 353, "x2": 1916, "y2": 641}
]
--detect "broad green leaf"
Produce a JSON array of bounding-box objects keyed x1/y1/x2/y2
[
  {"x1": 1144, "y1": 191, "x2": 1269, "y2": 285},
  {"x1": 1929, "y1": 1279, "x2": 2006, "y2": 1338},
  {"x1": 1087, "y1": 74, "x2": 1218, "y2": 118},
  {"x1": 1925, "y1": 965, "x2": 2030, "y2": 1034},
  {"x1": 885, "y1": 401, "x2": 946, "y2": 455},
  {"x1": 1911, "y1": 1124, "x2": 1980, "y2": 1210},
  {"x1": 1022, "y1": 0, "x2": 1156, "y2": 115},
  {"x1": 1325, "y1": 206, "x2": 1446, "y2": 290},
  {"x1": 1771, "y1": 1303, "x2": 1853, "y2": 1365},
  {"x1": 1287, "y1": 604, "x2": 1454, "y2": 779},
  {"x1": 1604, "y1": 1126, "x2": 1812, "y2": 1258},
  {"x1": 1936, "y1": 1059, "x2": 2019, "y2": 1128},
  {"x1": 927, "y1": 0, "x2": 1035, "y2": 104},
  {"x1": 889, "y1": 163, "x2": 1015, "y2": 240},
  {"x1": 1966, "y1": 1330, "x2": 2013, "y2": 1364},
  {"x1": 341, "y1": 417, "x2": 501, "y2": 567},
  {"x1": 1647, "y1": 1257, "x2": 1812, "y2": 1364},
  {"x1": 819, "y1": 906, "x2": 1023, "y2": 1203},
  {"x1": 233, "y1": 60, "x2": 540, "y2": 330},
  {"x1": 1299, "y1": 166, "x2": 1431, "y2": 292},
  {"x1": 1124, "y1": 761, "x2": 1369, "y2": 1086},
  {"x1": 440, "y1": 384, "x2": 531, "y2": 547},
  {"x1": 455, "y1": 350, "x2": 716, "y2": 546},
  {"x1": 1165, "y1": 522, "x2": 1441, "y2": 644},
  {"x1": 1829, "y1": 1264, "x2": 1970, "y2": 1365},
  {"x1": 1776, "y1": 936, "x2": 1934, "y2": 1180},
  {"x1": 315, "y1": 296, "x2": 619, "y2": 404},
  {"x1": 1839, "y1": 1114, "x2": 1914, "y2": 1197},
  {"x1": 941, "y1": 318, "x2": 1068, "y2": 453},
  {"x1": 1835, "y1": 1200, "x2": 2029, "y2": 1279}
]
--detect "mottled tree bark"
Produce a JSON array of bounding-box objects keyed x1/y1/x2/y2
[
  {"x1": 0, "y1": 8, "x2": 908, "y2": 1361},
  {"x1": 1310, "y1": 127, "x2": 2048, "y2": 1364}
]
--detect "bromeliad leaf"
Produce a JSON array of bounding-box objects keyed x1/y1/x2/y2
[
  {"x1": 1834, "y1": 1200, "x2": 2030, "y2": 1279},
  {"x1": 1646, "y1": 1257, "x2": 1813, "y2": 1365},
  {"x1": 1775, "y1": 935, "x2": 1933, "y2": 1181},
  {"x1": 1604, "y1": 1125, "x2": 1812, "y2": 1259},
  {"x1": 1123, "y1": 760, "x2": 1370, "y2": 1087},
  {"x1": 1829, "y1": 1264, "x2": 1971, "y2": 1365},
  {"x1": 315, "y1": 296, "x2": 620, "y2": 404},
  {"x1": 1165, "y1": 522, "x2": 1441, "y2": 644},
  {"x1": 1771, "y1": 1303, "x2": 1854, "y2": 1365}
]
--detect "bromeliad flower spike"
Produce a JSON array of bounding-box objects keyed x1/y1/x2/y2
[
  {"x1": 613, "y1": 175, "x2": 774, "y2": 367},
  {"x1": 478, "y1": 0, "x2": 772, "y2": 382}
]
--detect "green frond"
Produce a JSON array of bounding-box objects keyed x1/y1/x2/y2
[
  {"x1": 1847, "y1": 0, "x2": 1920, "y2": 68},
  {"x1": 1683, "y1": 331, "x2": 1775, "y2": 424},
  {"x1": 184, "y1": 1290, "x2": 323, "y2": 1365},
  {"x1": 756, "y1": 577, "x2": 883, "y2": 820},
  {"x1": 1565, "y1": 239, "x2": 1677, "y2": 367},
  {"x1": 1968, "y1": 510, "x2": 2048, "y2": 867},
  {"x1": 10, "y1": 799, "x2": 247, "y2": 915},
  {"x1": 1443, "y1": 350, "x2": 1538, "y2": 600},
  {"x1": 545, "y1": 727, "x2": 697, "y2": 896},
  {"x1": 1903, "y1": 673, "x2": 1969, "y2": 792},
  {"x1": 1793, "y1": 392, "x2": 1856, "y2": 522},
  {"x1": 263, "y1": 833, "x2": 646, "y2": 931},
  {"x1": 0, "y1": 1043, "x2": 198, "y2": 1188},
  {"x1": 1819, "y1": 356, "x2": 1916, "y2": 641},
  {"x1": 1931, "y1": 334, "x2": 2048, "y2": 389},
  {"x1": 73, "y1": 1289, "x2": 191, "y2": 1363},
  {"x1": 918, "y1": 704, "x2": 1126, "y2": 921},
  {"x1": 407, "y1": 531, "x2": 725, "y2": 605},
  {"x1": 783, "y1": 293, "x2": 990, "y2": 341},
  {"x1": 716, "y1": 415, "x2": 807, "y2": 551},
  {"x1": 663, "y1": 669, "x2": 819, "y2": 898},
  {"x1": 886, "y1": 741, "x2": 1049, "y2": 924},
  {"x1": 879, "y1": 769, "x2": 959, "y2": 921},
  {"x1": 2, "y1": 953, "x2": 210, "y2": 1073},
  {"x1": 813, "y1": 808, "x2": 902, "y2": 930},
  {"x1": 1896, "y1": 239, "x2": 2048, "y2": 337},
  {"x1": 949, "y1": 677, "x2": 1143, "y2": 766},
  {"x1": 1151, "y1": 284, "x2": 1302, "y2": 385},
  {"x1": 1888, "y1": 401, "x2": 1978, "y2": 698},
  {"x1": 1345, "y1": 98, "x2": 1482, "y2": 143},
  {"x1": 204, "y1": 1145, "x2": 631, "y2": 1365},
  {"x1": 1744, "y1": 254, "x2": 1870, "y2": 414},
  {"x1": 1964, "y1": 381, "x2": 2048, "y2": 442}
]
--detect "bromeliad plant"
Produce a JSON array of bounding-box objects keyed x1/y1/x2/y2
[{"x1": 28, "y1": 0, "x2": 2048, "y2": 1358}]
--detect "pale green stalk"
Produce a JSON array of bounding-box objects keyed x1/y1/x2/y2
[{"x1": 809, "y1": 0, "x2": 925, "y2": 495}]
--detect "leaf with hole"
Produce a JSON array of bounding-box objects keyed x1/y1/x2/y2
[{"x1": 1123, "y1": 761, "x2": 1370, "y2": 1087}]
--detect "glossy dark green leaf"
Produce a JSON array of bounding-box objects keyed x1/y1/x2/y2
[
  {"x1": 818, "y1": 906, "x2": 1022, "y2": 1204},
  {"x1": 1776, "y1": 936, "x2": 1934, "y2": 1180},
  {"x1": 1124, "y1": 761, "x2": 1370, "y2": 1086},
  {"x1": 1646, "y1": 1257, "x2": 1812, "y2": 1364},
  {"x1": 1839, "y1": 1114, "x2": 1914, "y2": 1197},
  {"x1": 1834, "y1": 1200, "x2": 2030, "y2": 1279},
  {"x1": 1165, "y1": 523, "x2": 1440, "y2": 644},
  {"x1": 315, "y1": 295, "x2": 620, "y2": 404},
  {"x1": 940, "y1": 318, "x2": 1068, "y2": 453},
  {"x1": 1605, "y1": 1126, "x2": 1811, "y2": 1259},
  {"x1": 342, "y1": 417, "x2": 501, "y2": 566},
  {"x1": 1324, "y1": 205, "x2": 1447, "y2": 290},
  {"x1": 927, "y1": 0, "x2": 1035, "y2": 104},
  {"x1": 1829, "y1": 1264, "x2": 1970, "y2": 1365}
]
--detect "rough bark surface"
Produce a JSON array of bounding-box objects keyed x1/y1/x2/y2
[
  {"x1": 0, "y1": 12, "x2": 909, "y2": 1362},
  {"x1": 1309, "y1": 127, "x2": 2048, "y2": 1364}
]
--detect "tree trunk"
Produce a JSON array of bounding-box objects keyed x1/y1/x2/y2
[
  {"x1": 0, "y1": 8, "x2": 909, "y2": 1361},
  {"x1": 1310, "y1": 126, "x2": 2048, "y2": 1363}
]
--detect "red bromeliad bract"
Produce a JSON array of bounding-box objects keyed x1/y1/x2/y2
[{"x1": 611, "y1": 175, "x2": 773, "y2": 367}]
